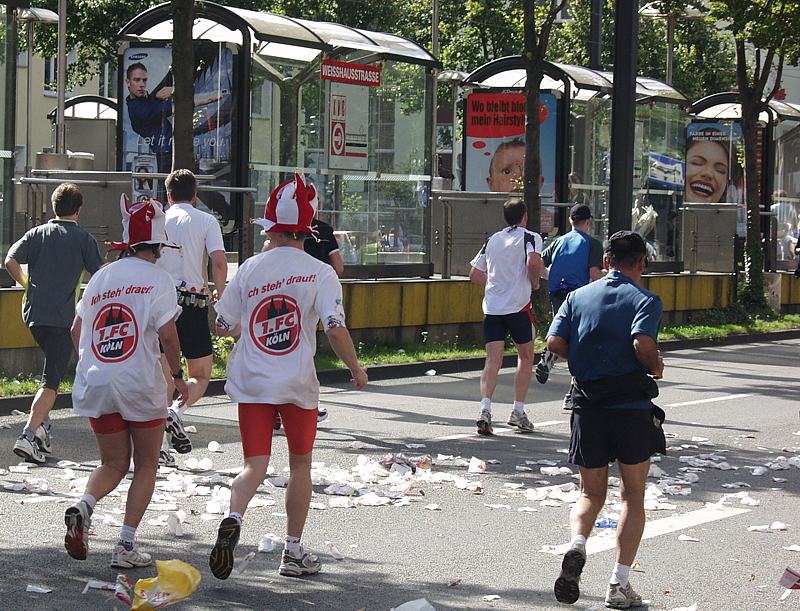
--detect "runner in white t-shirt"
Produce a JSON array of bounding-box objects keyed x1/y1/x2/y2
[
  {"x1": 64, "y1": 196, "x2": 188, "y2": 569},
  {"x1": 208, "y1": 174, "x2": 367, "y2": 581},
  {"x1": 469, "y1": 198, "x2": 543, "y2": 435},
  {"x1": 155, "y1": 169, "x2": 227, "y2": 467}
]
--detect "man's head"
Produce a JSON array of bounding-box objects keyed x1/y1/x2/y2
[
  {"x1": 52, "y1": 183, "x2": 83, "y2": 218},
  {"x1": 569, "y1": 203, "x2": 593, "y2": 230},
  {"x1": 604, "y1": 230, "x2": 647, "y2": 272},
  {"x1": 165, "y1": 169, "x2": 197, "y2": 204},
  {"x1": 126, "y1": 63, "x2": 148, "y2": 98},
  {"x1": 503, "y1": 197, "x2": 528, "y2": 227}
]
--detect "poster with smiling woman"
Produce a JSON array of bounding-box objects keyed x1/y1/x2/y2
[{"x1": 684, "y1": 122, "x2": 744, "y2": 205}]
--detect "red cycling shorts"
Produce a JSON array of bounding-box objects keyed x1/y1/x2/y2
[
  {"x1": 238, "y1": 403, "x2": 318, "y2": 457},
  {"x1": 89, "y1": 413, "x2": 165, "y2": 435}
]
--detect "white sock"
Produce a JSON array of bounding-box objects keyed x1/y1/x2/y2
[
  {"x1": 284, "y1": 535, "x2": 302, "y2": 557},
  {"x1": 610, "y1": 562, "x2": 631, "y2": 587},
  {"x1": 569, "y1": 534, "x2": 587, "y2": 550},
  {"x1": 512, "y1": 400, "x2": 525, "y2": 414},
  {"x1": 480, "y1": 398, "x2": 491, "y2": 413},
  {"x1": 228, "y1": 511, "x2": 243, "y2": 525},
  {"x1": 161, "y1": 434, "x2": 170, "y2": 453},
  {"x1": 80, "y1": 493, "x2": 97, "y2": 514},
  {"x1": 119, "y1": 524, "x2": 137, "y2": 550}
]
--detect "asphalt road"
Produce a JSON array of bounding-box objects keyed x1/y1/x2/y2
[{"x1": 0, "y1": 339, "x2": 798, "y2": 610}]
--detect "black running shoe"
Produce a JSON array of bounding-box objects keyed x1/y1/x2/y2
[
  {"x1": 166, "y1": 408, "x2": 193, "y2": 454},
  {"x1": 274, "y1": 413, "x2": 282, "y2": 431},
  {"x1": 209, "y1": 517, "x2": 241, "y2": 580},
  {"x1": 554, "y1": 547, "x2": 586, "y2": 604},
  {"x1": 535, "y1": 350, "x2": 557, "y2": 384}
]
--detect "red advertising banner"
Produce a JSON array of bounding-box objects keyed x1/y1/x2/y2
[
  {"x1": 466, "y1": 92, "x2": 548, "y2": 139},
  {"x1": 320, "y1": 59, "x2": 382, "y2": 87}
]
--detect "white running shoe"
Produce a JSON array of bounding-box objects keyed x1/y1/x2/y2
[
  {"x1": 111, "y1": 544, "x2": 153, "y2": 568},
  {"x1": 159, "y1": 449, "x2": 176, "y2": 468},
  {"x1": 562, "y1": 393, "x2": 574, "y2": 411},
  {"x1": 535, "y1": 350, "x2": 558, "y2": 384},
  {"x1": 317, "y1": 407, "x2": 329, "y2": 423},
  {"x1": 476, "y1": 410, "x2": 493, "y2": 436},
  {"x1": 13, "y1": 434, "x2": 46, "y2": 465},
  {"x1": 35, "y1": 422, "x2": 52, "y2": 453},
  {"x1": 64, "y1": 502, "x2": 92, "y2": 560},
  {"x1": 507, "y1": 410, "x2": 534, "y2": 432},
  {"x1": 279, "y1": 548, "x2": 321, "y2": 577},
  {"x1": 605, "y1": 582, "x2": 643, "y2": 609}
]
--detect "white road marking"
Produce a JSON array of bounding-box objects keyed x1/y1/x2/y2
[
  {"x1": 664, "y1": 393, "x2": 753, "y2": 408},
  {"x1": 586, "y1": 506, "x2": 750, "y2": 555},
  {"x1": 433, "y1": 420, "x2": 567, "y2": 442}
]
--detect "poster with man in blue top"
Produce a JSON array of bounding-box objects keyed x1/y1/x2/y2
[{"x1": 121, "y1": 43, "x2": 235, "y2": 226}]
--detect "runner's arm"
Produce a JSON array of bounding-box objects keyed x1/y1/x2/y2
[
  {"x1": 547, "y1": 335, "x2": 569, "y2": 360},
  {"x1": 326, "y1": 326, "x2": 368, "y2": 390},
  {"x1": 209, "y1": 250, "x2": 228, "y2": 300},
  {"x1": 469, "y1": 266, "x2": 487, "y2": 285},
  {"x1": 527, "y1": 251, "x2": 542, "y2": 290},
  {"x1": 329, "y1": 250, "x2": 345, "y2": 276},
  {"x1": 70, "y1": 315, "x2": 82, "y2": 350},
  {"x1": 633, "y1": 334, "x2": 663, "y2": 379},
  {"x1": 3, "y1": 256, "x2": 27, "y2": 289}
]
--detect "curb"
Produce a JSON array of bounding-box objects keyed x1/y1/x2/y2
[{"x1": 2, "y1": 329, "x2": 799, "y2": 417}]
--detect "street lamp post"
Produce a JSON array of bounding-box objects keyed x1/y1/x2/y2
[{"x1": 640, "y1": 2, "x2": 705, "y2": 86}]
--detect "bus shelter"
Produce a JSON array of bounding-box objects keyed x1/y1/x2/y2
[
  {"x1": 119, "y1": 2, "x2": 437, "y2": 277},
  {"x1": 461, "y1": 56, "x2": 688, "y2": 271},
  {"x1": 689, "y1": 93, "x2": 800, "y2": 271}
]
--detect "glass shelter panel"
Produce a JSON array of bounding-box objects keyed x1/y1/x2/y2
[
  {"x1": 249, "y1": 52, "x2": 432, "y2": 267},
  {"x1": 772, "y1": 120, "x2": 800, "y2": 266},
  {"x1": 0, "y1": 8, "x2": 16, "y2": 259},
  {"x1": 633, "y1": 101, "x2": 687, "y2": 263}
]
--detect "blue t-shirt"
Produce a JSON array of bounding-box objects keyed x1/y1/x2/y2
[
  {"x1": 547, "y1": 270, "x2": 663, "y2": 409},
  {"x1": 127, "y1": 94, "x2": 173, "y2": 155},
  {"x1": 542, "y1": 229, "x2": 603, "y2": 294}
]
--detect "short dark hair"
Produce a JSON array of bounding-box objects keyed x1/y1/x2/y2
[
  {"x1": 605, "y1": 230, "x2": 646, "y2": 268},
  {"x1": 503, "y1": 198, "x2": 527, "y2": 226},
  {"x1": 52, "y1": 183, "x2": 83, "y2": 216},
  {"x1": 126, "y1": 62, "x2": 147, "y2": 79},
  {"x1": 165, "y1": 169, "x2": 197, "y2": 202}
]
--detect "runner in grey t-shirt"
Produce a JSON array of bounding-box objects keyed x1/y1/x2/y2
[{"x1": 4, "y1": 183, "x2": 103, "y2": 464}]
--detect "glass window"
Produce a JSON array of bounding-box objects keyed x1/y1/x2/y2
[
  {"x1": 249, "y1": 52, "x2": 432, "y2": 268},
  {"x1": 772, "y1": 120, "x2": 800, "y2": 266}
]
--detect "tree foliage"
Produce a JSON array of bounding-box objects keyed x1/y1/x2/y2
[{"x1": 707, "y1": 0, "x2": 800, "y2": 307}]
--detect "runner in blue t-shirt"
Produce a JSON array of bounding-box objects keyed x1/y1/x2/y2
[{"x1": 536, "y1": 204, "x2": 603, "y2": 409}]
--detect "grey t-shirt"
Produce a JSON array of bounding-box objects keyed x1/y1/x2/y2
[{"x1": 7, "y1": 219, "x2": 103, "y2": 328}]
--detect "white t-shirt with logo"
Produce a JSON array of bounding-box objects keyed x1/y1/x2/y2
[
  {"x1": 214, "y1": 247, "x2": 345, "y2": 409},
  {"x1": 470, "y1": 225, "x2": 543, "y2": 315},
  {"x1": 157, "y1": 202, "x2": 225, "y2": 292},
  {"x1": 72, "y1": 257, "x2": 181, "y2": 421}
]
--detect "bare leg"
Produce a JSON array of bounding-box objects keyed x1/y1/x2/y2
[
  {"x1": 84, "y1": 429, "x2": 132, "y2": 502},
  {"x1": 571, "y1": 465, "x2": 609, "y2": 539},
  {"x1": 616, "y1": 459, "x2": 650, "y2": 565},
  {"x1": 123, "y1": 424, "x2": 164, "y2": 529},
  {"x1": 24, "y1": 388, "x2": 58, "y2": 431},
  {"x1": 513, "y1": 341, "x2": 534, "y2": 403},
  {"x1": 182, "y1": 355, "x2": 212, "y2": 409},
  {"x1": 285, "y1": 451, "x2": 313, "y2": 539},
  {"x1": 229, "y1": 455, "x2": 270, "y2": 516},
  {"x1": 480, "y1": 341, "x2": 505, "y2": 400}
]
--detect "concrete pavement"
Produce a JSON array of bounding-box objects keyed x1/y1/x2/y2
[{"x1": 0, "y1": 339, "x2": 798, "y2": 610}]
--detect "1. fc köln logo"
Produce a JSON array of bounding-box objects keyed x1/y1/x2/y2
[
  {"x1": 91, "y1": 303, "x2": 139, "y2": 363},
  {"x1": 250, "y1": 294, "x2": 301, "y2": 355}
]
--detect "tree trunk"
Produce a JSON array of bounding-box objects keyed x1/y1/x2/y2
[
  {"x1": 522, "y1": 2, "x2": 541, "y2": 233},
  {"x1": 739, "y1": 95, "x2": 765, "y2": 307},
  {"x1": 171, "y1": 0, "x2": 195, "y2": 171}
]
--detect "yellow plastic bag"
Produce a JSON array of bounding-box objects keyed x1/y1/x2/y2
[{"x1": 131, "y1": 559, "x2": 201, "y2": 609}]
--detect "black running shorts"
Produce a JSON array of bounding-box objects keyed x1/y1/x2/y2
[
  {"x1": 568, "y1": 406, "x2": 667, "y2": 468},
  {"x1": 483, "y1": 309, "x2": 535, "y2": 345},
  {"x1": 175, "y1": 304, "x2": 213, "y2": 360},
  {"x1": 30, "y1": 325, "x2": 74, "y2": 390}
]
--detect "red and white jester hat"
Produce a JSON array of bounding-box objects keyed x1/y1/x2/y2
[
  {"x1": 254, "y1": 173, "x2": 318, "y2": 236},
  {"x1": 110, "y1": 193, "x2": 178, "y2": 250}
]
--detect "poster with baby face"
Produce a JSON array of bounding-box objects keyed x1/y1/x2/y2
[
  {"x1": 464, "y1": 92, "x2": 557, "y2": 199},
  {"x1": 684, "y1": 122, "x2": 744, "y2": 204}
]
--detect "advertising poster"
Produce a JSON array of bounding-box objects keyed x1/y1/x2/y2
[
  {"x1": 465, "y1": 92, "x2": 558, "y2": 232},
  {"x1": 121, "y1": 43, "x2": 235, "y2": 227},
  {"x1": 328, "y1": 81, "x2": 369, "y2": 171},
  {"x1": 684, "y1": 122, "x2": 744, "y2": 205},
  {"x1": 647, "y1": 152, "x2": 684, "y2": 189}
]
